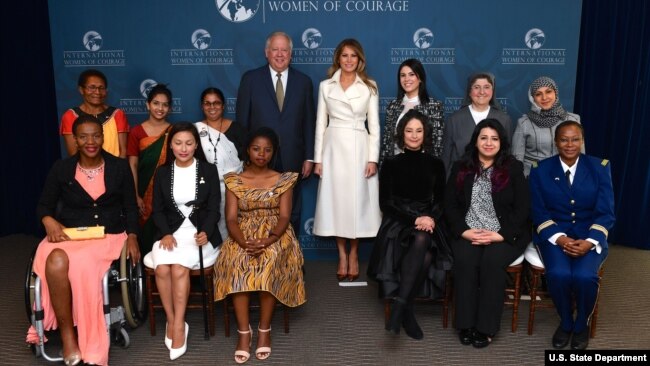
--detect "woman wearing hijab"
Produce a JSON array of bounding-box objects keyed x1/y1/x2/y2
[{"x1": 512, "y1": 76, "x2": 583, "y2": 176}]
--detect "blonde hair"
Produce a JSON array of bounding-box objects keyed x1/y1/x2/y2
[{"x1": 328, "y1": 38, "x2": 377, "y2": 94}]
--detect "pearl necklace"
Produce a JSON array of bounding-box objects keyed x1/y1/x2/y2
[{"x1": 77, "y1": 162, "x2": 105, "y2": 181}]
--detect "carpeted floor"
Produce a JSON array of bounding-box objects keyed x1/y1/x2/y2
[{"x1": 1, "y1": 234, "x2": 648, "y2": 365}]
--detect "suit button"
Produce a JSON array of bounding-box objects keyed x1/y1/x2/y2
[
  {"x1": 94, "y1": 214, "x2": 98, "y2": 219},
  {"x1": 572, "y1": 220, "x2": 576, "y2": 224},
  {"x1": 570, "y1": 200, "x2": 575, "y2": 205},
  {"x1": 93, "y1": 203, "x2": 97, "y2": 207},
  {"x1": 571, "y1": 212, "x2": 576, "y2": 217}
]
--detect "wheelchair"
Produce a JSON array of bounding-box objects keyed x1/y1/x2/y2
[{"x1": 24, "y1": 242, "x2": 146, "y2": 362}]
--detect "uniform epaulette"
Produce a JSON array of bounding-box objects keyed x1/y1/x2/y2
[
  {"x1": 531, "y1": 161, "x2": 538, "y2": 168},
  {"x1": 601, "y1": 159, "x2": 609, "y2": 166}
]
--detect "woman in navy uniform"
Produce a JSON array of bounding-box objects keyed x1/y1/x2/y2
[{"x1": 529, "y1": 121, "x2": 615, "y2": 350}]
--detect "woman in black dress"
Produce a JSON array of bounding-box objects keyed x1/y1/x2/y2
[{"x1": 368, "y1": 109, "x2": 452, "y2": 340}]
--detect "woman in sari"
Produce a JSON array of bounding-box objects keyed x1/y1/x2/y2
[
  {"x1": 127, "y1": 84, "x2": 172, "y2": 253},
  {"x1": 195, "y1": 87, "x2": 246, "y2": 241}
]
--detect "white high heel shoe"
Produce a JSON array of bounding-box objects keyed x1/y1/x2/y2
[
  {"x1": 164, "y1": 323, "x2": 172, "y2": 350},
  {"x1": 169, "y1": 322, "x2": 188, "y2": 360},
  {"x1": 256, "y1": 326, "x2": 272, "y2": 360},
  {"x1": 234, "y1": 325, "x2": 253, "y2": 364}
]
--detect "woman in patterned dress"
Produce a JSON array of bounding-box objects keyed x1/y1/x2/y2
[
  {"x1": 214, "y1": 127, "x2": 305, "y2": 364},
  {"x1": 444, "y1": 119, "x2": 530, "y2": 348}
]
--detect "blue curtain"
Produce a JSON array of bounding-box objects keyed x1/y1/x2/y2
[{"x1": 574, "y1": 0, "x2": 650, "y2": 248}]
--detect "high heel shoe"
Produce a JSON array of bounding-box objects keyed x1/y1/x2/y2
[
  {"x1": 385, "y1": 297, "x2": 406, "y2": 334},
  {"x1": 336, "y1": 255, "x2": 348, "y2": 281},
  {"x1": 234, "y1": 325, "x2": 252, "y2": 364},
  {"x1": 256, "y1": 326, "x2": 272, "y2": 360},
  {"x1": 164, "y1": 323, "x2": 172, "y2": 350},
  {"x1": 169, "y1": 322, "x2": 188, "y2": 360},
  {"x1": 347, "y1": 254, "x2": 359, "y2": 281},
  {"x1": 63, "y1": 353, "x2": 81, "y2": 366},
  {"x1": 402, "y1": 302, "x2": 423, "y2": 340}
]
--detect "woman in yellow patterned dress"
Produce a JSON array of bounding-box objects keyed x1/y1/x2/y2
[{"x1": 214, "y1": 127, "x2": 306, "y2": 364}]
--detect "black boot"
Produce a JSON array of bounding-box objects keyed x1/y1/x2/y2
[
  {"x1": 402, "y1": 302, "x2": 423, "y2": 340},
  {"x1": 385, "y1": 297, "x2": 406, "y2": 334}
]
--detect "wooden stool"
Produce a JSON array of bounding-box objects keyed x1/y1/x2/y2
[
  {"x1": 527, "y1": 265, "x2": 604, "y2": 337},
  {"x1": 383, "y1": 270, "x2": 452, "y2": 328},
  {"x1": 222, "y1": 296, "x2": 290, "y2": 337},
  {"x1": 144, "y1": 266, "x2": 216, "y2": 336},
  {"x1": 505, "y1": 263, "x2": 524, "y2": 332}
]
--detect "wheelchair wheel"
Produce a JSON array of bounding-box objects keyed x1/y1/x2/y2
[
  {"x1": 24, "y1": 246, "x2": 38, "y2": 324},
  {"x1": 120, "y1": 245, "x2": 146, "y2": 328}
]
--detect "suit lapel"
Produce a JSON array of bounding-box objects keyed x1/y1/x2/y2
[
  {"x1": 572, "y1": 156, "x2": 590, "y2": 190},
  {"x1": 550, "y1": 156, "x2": 571, "y2": 196}
]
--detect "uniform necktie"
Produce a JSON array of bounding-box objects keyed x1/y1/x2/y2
[
  {"x1": 275, "y1": 73, "x2": 284, "y2": 111},
  {"x1": 565, "y1": 169, "x2": 572, "y2": 187}
]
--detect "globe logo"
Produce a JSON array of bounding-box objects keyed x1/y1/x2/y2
[
  {"x1": 140, "y1": 79, "x2": 158, "y2": 98},
  {"x1": 525, "y1": 28, "x2": 546, "y2": 50},
  {"x1": 303, "y1": 218, "x2": 315, "y2": 236},
  {"x1": 83, "y1": 31, "x2": 103, "y2": 52},
  {"x1": 215, "y1": 0, "x2": 260, "y2": 23},
  {"x1": 413, "y1": 28, "x2": 434, "y2": 49},
  {"x1": 302, "y1": 28, "x2": 322, "y2": 49},
  {"x1": 191, "y1": 29, "x2": 211, "y2": 50}
]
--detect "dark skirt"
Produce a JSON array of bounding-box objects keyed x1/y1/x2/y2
[{"x1": 367, "y1": 199, "x2": 453, "y2": 300}]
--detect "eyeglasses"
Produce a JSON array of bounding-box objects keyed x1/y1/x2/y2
[
  {"x1": 85, "y1": 85, "x2": 107, "y2": 93},
  {"x1": 202, "y1": 101, "x2": 223, "y2": 108}
]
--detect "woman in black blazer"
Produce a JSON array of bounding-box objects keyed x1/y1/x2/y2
[
  {"x1": 149, "y1": 122, "x2": 222, "y2": 360},
  {"x1": 30, "y1": 115, "x2": 140, "y2": 366},
  {"x1": 444, "y1": 119, "x2": 530, "y2": 348}
]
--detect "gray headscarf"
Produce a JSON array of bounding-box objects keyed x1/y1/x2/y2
[{"x1": 526, "y1": 76, "x2": 567, "y2": 128}]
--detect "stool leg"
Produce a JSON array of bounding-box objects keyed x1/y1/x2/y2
[
  {"x1": 146, "y1": 271, "x2": 156, "y2": 336},
  {"x1": 512, "y1": 269, "x2": 522, "y2": 332},
  {"x1": 384, "y1": 299, "x2": 391, "y2": 327},
  {"x1": 284, "y1": 306, "x2": 290, "y2": 333},
  {"x1": 207, "y1": 273, "x2": 215, "y2": 337},
  {"x1": 528, "y1": 269, "x2": 540, "y2": 335},
  {"x1": 223, "y1": 298, "x2": 230, "y2": 337}
]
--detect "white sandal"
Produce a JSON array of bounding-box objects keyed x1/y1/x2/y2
[
  {"x1": 256, "y1": 326, "x2": 272, "y2": 360},
  {"x1": 234, "y1": 325, "x2": 252, "y2": 364}
]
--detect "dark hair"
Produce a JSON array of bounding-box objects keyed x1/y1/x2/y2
[
  {"x1": 463, "y1": 72, "x2": 501, "y2": 109},
  {"x1": 78, "y1": 69, "x2": 107, "y2": 88},
  {"x1": 554, "y1": 120, "x2": 584, "y2": 140},
  {"x1": 395, "y1": 109, "x2": 433, "y2": 152},
  {"x1": 456, "y1": 119, "x2": 512, "y2": 193},
  {"x1": 244, "y1": 127, "x2": 280, "y2": 167},
  {"x1": 200, "y1": 87, "x2": 225, "y2": 104},
  {"x1": 147, "y1": 83, "x2": 172, "y2": 103},
  {"x1": 396, "y1": 59, "x2": 429, "y2": 102},
  {"x1": 163, "y1": 122, "x2": 207, "y2": 165},
  {"x1": 72, "y1": 115, "x2": 102, "y2": 135}
]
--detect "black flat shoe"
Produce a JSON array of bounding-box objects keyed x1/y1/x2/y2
[
  {"x1": 472, "y1": 331, "x2": 493, "y2": 348},
  {"x1": 385, "y1": 298, "x2": 406, "y2": 335},
  {"x1": 552, "y1": 326, "x2": 572, "y2": 349},
  {"x1": 458, "y1": 328, "x2": 474, "y2": 345},
  {"x1": 570, "y1": 330, "x2": 589, "y2": 350}
]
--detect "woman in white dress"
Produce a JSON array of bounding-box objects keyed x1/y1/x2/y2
[
  {"x1": 150, "y1": 122, "x2": 222, "y2": 360},
  {"x1": 195, "y1": 87, "x2": 246, "y2": 240},
  {"x1": 313, "y1": 38, "x2": 382, "y2": 282}
]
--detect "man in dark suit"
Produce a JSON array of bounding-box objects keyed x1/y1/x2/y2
[
  {"x1": 236, "y1": 31, "x2": 316, "y2": 232},
  {"x1": 530, "y1": 121, "x2": 615, "y2": 350}
]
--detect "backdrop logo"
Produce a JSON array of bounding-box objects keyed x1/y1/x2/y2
[
  {"x1": 83, "y1": 31, "x2": 103, "y2": 51},
  {"x1": 119, "y1": 79, "x2": 182, "y2": 115},
  {"x1": 62, "y1": 31, "x2": 126, "y2": 67},
  {"x1": 502, "y1": 28, "x2": 566, "y2": 65},
  {"x1": 302, "y1": 28, "x2": 322, "y2": 49},
  {"x1": 413, "y1": 28, "x2": 433, "y2": 49},
  {"x1": 140, "y1": 79, "x2": 158, "y2": 98},
  {"x1": 170, "y1": 29, "x2": 234, "y2": 66},
  {"x1": 215, "y1": 0, "x2": 260, "y2": 23},
  {"x1": 292, "y1": 29, "x2": 334, "y2": 65},
  {"x1": 390, "y1": 28, "x2": 455, "y2": 65},
  {"x1": 443, "y1": 97, "x2": 509, "y2": 116},
  {"x1": 303, "y1": 217, "x2": 314, "y2": 236},
  {"x1": 192, "y1": 29, "x2": 211, "y2": 50},
  {"x1": 525, "y1": 28, "x2": 546, "y2": 49}
]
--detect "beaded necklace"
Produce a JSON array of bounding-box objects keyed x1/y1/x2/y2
[
  {"x1": 170, "y1": 159, "x2": 199, "y2": 219},
  {"x1": 206, "y1": 119, "x2": 223, "y2": 166},
  {"x1": 77, "y1": 162, "x2": 105, "y2": 181}
]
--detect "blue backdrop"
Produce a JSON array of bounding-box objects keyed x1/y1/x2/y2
[{"x1": 47, "y1": 0, "x2": 583, "y2": 258}]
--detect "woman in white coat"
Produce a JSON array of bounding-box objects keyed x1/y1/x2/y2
[{"x1": 313, "y1": 38, "x2": 382, "y2": 282}]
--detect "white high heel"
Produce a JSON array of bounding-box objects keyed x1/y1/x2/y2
[
  {"x1": 256, "y1": 326, "x2": 272, "y2": 360},
  {"x1": 164, "y1": 323, "x2": 172, "y2": 350},
  {"x1": 169, "y1": 322, "x2": 188, "y2": 360},
  {"x1": 234, "y1": 325, "x2": 253, "y2": 364}
]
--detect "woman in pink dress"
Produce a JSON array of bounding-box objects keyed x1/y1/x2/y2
[{"x1": 27, "y1": 115, "x2": 140, "y2": 365}]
